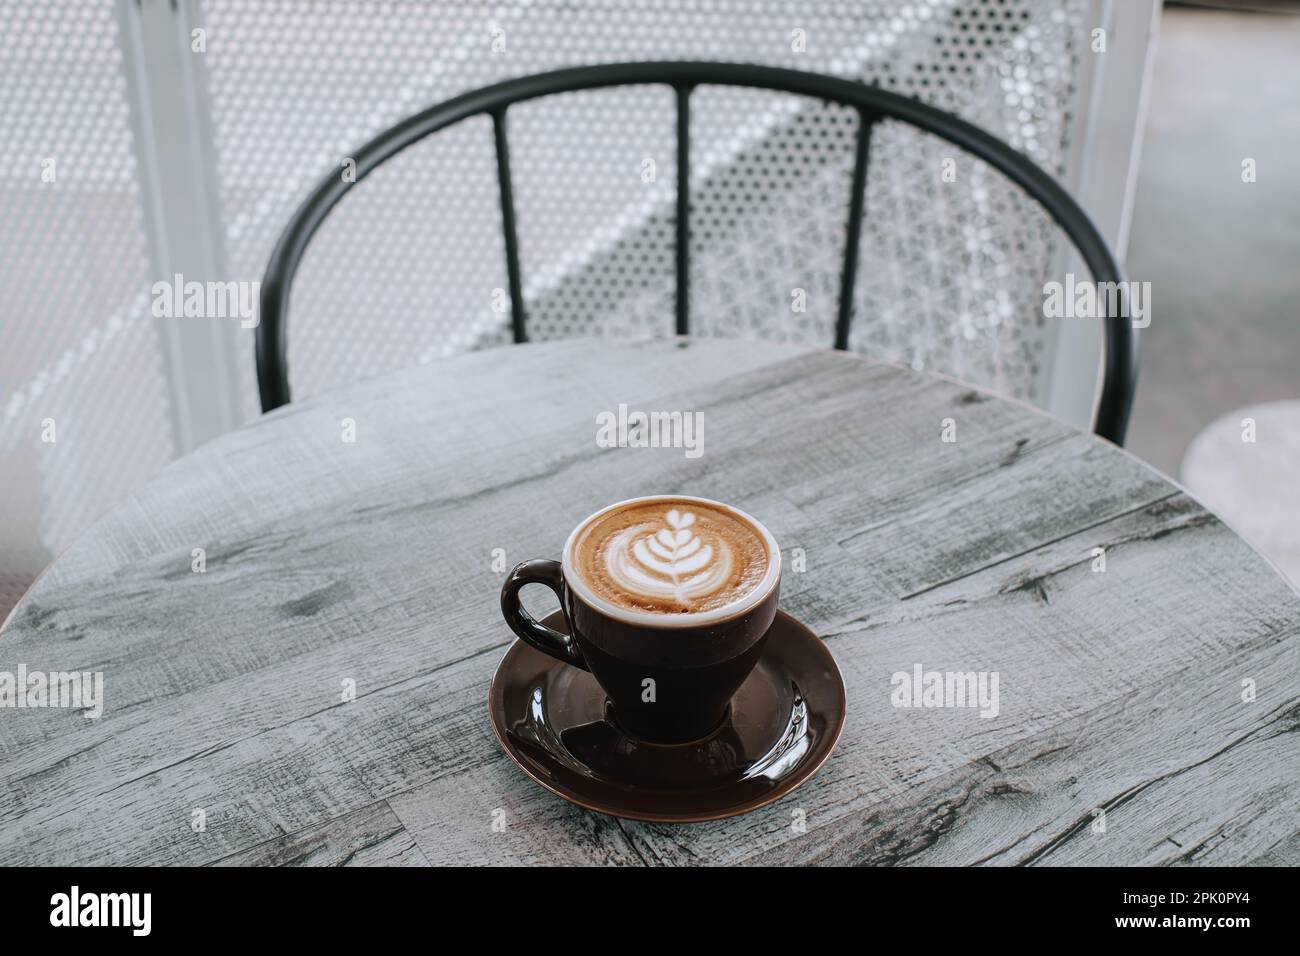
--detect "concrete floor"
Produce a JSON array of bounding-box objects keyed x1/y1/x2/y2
[{"x1": 1125, "y1": 6, "x2": 1300, "y2": 477}]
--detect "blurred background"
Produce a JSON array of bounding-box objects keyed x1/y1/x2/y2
[{"x1": 2, "y1": 0, "x2": 1297, "y2": 618}]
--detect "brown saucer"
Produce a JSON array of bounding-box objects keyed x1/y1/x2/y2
[{"x1": 488, "y1": 609, "x2": 846, "y2": 824}]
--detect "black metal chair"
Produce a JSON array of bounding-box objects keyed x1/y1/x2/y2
[{"x1": 257, "y1": 61, "x2": 1138, "y2": 444}]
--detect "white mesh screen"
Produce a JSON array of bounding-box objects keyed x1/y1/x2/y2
[
  {"x1": 0, "y1": 0, "x2": 1098, "y2": 614},
  {"x1": 510, "y1": 85, "x2": 679, "y2": 342},
  {"x1": 850, "y1": 122, "x2": 1057, "y2": 393},
  {"x1": 289, "y1": 116, "x2": 513, "y2": 396},
  {"x1": 0, "y1": 0, "x2": 173, "y2": 612},
  {"x1": 686, "y1": 89, "x2": 858, "y2": 349},
  {"x1": 198, "y1": 0, "x2": 1092, "y2": 410}
]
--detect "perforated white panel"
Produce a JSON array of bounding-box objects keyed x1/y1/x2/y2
[
  {"x1": 510, "y1": 86, "x2": 678, "y2": 342},
  {"x1": 686, "y1": 89, "x2": 858, "y2": 350},
  {"x1": 0, "y1": 0, "x2": 173, "y2": 612},
  {"x1": 290, "y1": 117, "x2": 513, "y2": 397},
  {"x1": 850, "y1": 122, "x2": 1057, "y2": 394},
  {"x1": 198, "y1": 0, "x2": 1094, "y2": 411}
]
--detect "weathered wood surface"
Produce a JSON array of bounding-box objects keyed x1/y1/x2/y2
[{"x1": 1, "y1": 338, "x2": 1297, "y2": 866}]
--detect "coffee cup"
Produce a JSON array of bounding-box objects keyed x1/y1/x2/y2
[{"x1": 500, "y1": 495, "x2": 782, "y2": 744}]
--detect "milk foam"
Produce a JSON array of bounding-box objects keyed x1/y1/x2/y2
[
  {"x1": 572, "y1": 499, "x2": 771, "y2": 615},
  {"x1": 603, "y1": 508, "x2": 736, "y2": 607}
]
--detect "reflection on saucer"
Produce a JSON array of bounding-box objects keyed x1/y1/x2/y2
[{"x1": 490, "y1": 609, "x2": 845, "y2": 822}]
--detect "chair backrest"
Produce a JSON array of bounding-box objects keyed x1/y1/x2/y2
[{"x1": 257, "y1": 61, "x2": 1138, "y2": 444}]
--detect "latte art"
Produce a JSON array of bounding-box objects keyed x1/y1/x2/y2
[
  {"x1": 571, "y1": 498, "x2": 772, "y2": 614},
  {"x1": 605, "y1": 508, "x2": 736, "y2": 607}
]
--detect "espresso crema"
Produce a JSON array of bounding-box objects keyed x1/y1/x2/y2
[{"x1": 570, "y1": 498, "x2": 771, "y2": 614}]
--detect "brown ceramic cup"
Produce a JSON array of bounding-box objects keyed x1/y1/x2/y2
[{"x1": 500, "y1": 495, "x2": 782, "y2": 745}]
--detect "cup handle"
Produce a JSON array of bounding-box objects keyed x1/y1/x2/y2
[{"x1": 500, "y1": 559, "x2": 589, "y2": 671}]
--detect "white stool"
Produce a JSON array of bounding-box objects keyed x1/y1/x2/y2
[{"x1": 1181, "y1": 400, "x2": 1300, "y2": 590}]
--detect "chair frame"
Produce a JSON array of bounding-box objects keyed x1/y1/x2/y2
[{"x1": 257, "y1": 61, "x2": 1138, "y2": 444}]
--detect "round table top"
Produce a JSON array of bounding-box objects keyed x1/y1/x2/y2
[{"x1": 3, "y1": 338, "x2": 1298, "y2": 866}]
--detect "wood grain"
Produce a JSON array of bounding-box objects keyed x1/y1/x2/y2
[
  {"x1": 0, "y1": 338, "x2": 1296, "y2": 865},
  {"x1": 210, "y1": 801, "x2": 430, "y2": 867}
]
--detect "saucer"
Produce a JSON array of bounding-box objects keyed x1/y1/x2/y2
[{"x1": 488, "y1": 609, "x2": 846, "y2": 824}]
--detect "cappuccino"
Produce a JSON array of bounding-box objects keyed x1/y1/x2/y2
[{"x1": 570, "y1": 497, "x2": 771, "y2": 614}]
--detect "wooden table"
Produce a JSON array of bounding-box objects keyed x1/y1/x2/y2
[{"x1": 2, "y1": 339, "x2": 1298, "y2": 866}]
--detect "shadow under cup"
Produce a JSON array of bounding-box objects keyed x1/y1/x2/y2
[{"x1": 500, "y1": 502, "x2": 782, "y2": 745}]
